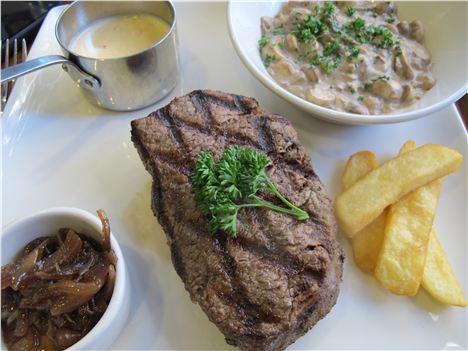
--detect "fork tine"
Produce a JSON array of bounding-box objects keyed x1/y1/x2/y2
[
  {"x1": 22, "y1": 38, "x2": 27, "y2": 59},
  {"x1": 7, "y1": 39, "x2": 19, "y2": 97},
  {"x1": 1, "y1": 39, "x2": 10, "y2": 109},
  {"x1": 13, "y1": 38, "x2": 17, "y2": 66},
  {"x1": 4, "y1": 38, "x2": 9, "y2": 69}
]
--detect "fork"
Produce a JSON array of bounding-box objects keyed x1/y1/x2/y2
[{"x1": 1, "y1": 38, "x2": 28, "y2": 111}]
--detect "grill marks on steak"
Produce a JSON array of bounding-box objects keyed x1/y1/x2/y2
[{"x1": 131, "y1": 90, "x2": 343, "y2": 351}]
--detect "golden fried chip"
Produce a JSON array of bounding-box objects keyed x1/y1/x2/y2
[
  {"x1": 335, "y1": 144, "x2": 462, "y2": 237},
  {"x1": 352, "y1": 212, "x2": 386, "y2": 274},
  {"x1": 422, "y1": 229, "x2": 468, "y2": 307},
  {"x1": 375, "y1": 141, "x2": 442, "y2": 296},
  {"x1": 341, "y1": 150, "x2": 384, "y2": 274},
  {"x1": 342, "y1": 151, "x2": 378, "y2": 190}
]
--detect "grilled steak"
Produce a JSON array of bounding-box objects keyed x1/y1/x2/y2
[{"x1": 131, "y1": 90, "x2": 343, "y2": 351}]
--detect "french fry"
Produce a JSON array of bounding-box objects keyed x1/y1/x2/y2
[
  {"x1": 351, "y1": 212, "x2": 386, "y2": 274},
  {"x1": 375, "y1": 141, "x2": 442, "y2": 296},
  {"x1": 335, "y1": 144, "x2": 463, "y2": 237},
  {"x1": 342, "y1": 151, "x2": 385, "y2": 274},
  {"x1": 342, "y1": 151, "x2": 378, "y2": 190},
  {"x1": 342, "y1": 142, "x2": 467, "y2": 304},
  {"x1": 422, "y1": 229, "x2": 468, "y2": 307}
]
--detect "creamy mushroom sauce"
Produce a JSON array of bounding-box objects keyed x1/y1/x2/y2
[{"x1": 259, "y1": 1, "x2": 435, "y2": 114}]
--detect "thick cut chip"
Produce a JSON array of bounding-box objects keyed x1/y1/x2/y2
[
  {"x1": 335, "y1": 144, "x2": 463, "y2": 237},
  {"x1": 341, "y1": 151, "x2": 385, "y2": 274},
  {"x1": 342, "y1": 141, "x2": 467, "y2": 303},
  {"x1": 422, "y1": 229, "x2": 468, "y2": 307},
  {"x1": 375, "y1": 141, "x2": 442, "y2": 296},
  {"x1": 342, "y1": 151, "x2": 378, "y2": 190},
  {"x1": 352, "y1": 212, "x2": 386, "y2": 274}
]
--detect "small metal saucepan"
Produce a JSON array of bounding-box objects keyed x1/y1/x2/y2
[{"x1": 1, "y1": 1, "x2": 179, "y2": 111}]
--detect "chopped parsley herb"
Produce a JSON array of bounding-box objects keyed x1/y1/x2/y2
[
  {"x1": 299, "y1": 48, "x2": 313, "y2": 60},
  {"x1": 277, "y1": 42, "x2": 285, "y2": 49},
  {"x1": 310, "y1": 55, "x2": 340, "y2": 73},
  {"x1": 372, "y1": 11, "x2": 378, "y2": 18},
  {"x1": 387, "y1": 16, "x2": 395, "y2": 24},
  {"x1": 372, "y1": 75, "x2": 390, "y2": 81},
  {"x1": 292, "y1": 16, "x2": 323, "y2": 43},
  {"x1": 314, "y1": 4, "x2": 321, "y2": 16},
  {"x1": 272, "y1": 27, "x2": 285, "y2": 35},
  {"x1": 345, "y1": 5, "x2": 355, "y2": 17},
  {"x1": 323, "y1": 1, "x2": 336, "y2": 16},
  {"x1": 357, "y1": 96, "x2": 364, "y2": 102},
  {"x1": 349, "y1": 87, "x2": 357, "y2": 94},
  {"x1": 263, "y1": 54, "x2": 276, "y2": 68},
  {"x1": 348, "y1": 46, "x2": 360, "y2": 59},
  {"x1": 350, "y1": 17, "x2": 366, "y2": 32},
  {"x1": 310, "y1": 55, "x2": 320, "y2": 66},
  {"x1": 395, "y1": 46, "x2": 402, "y2": 56},
  {"x1": 364, "y1": 83, "x2": 372, "y2": 91},
  {"x1": 323, "y1": 40, "x2": 341, "y2": 56},
  {"x1": 367, "y1": 25, "x2": 398, "y2": 48},
  {"x1": 344, "y1": 18, "x2": 398, "y2": 49},
  {"x1": 320, "y1": 56, "x2": 341, "y2": 74},
  {"x1": 258, "y1": 36, "x2": 269, "y2": 50}
]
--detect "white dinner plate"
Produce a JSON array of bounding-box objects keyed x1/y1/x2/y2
[{"x1": 2, "y1": 3, "x2": 467, "y2": 350}]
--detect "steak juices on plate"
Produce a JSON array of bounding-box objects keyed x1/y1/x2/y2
[{"x1": 131, "y1": 90, "x2": 343, "y2": 351}]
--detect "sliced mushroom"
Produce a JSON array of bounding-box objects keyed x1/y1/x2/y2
[
  {"x1": 385, "y1": 23, "x2": 399, "y2": 35},
  {"x1": 341, "y1": 62, "x2": 356, "y2": 74},
  {"x1": 401, "y1": 84, "x2": 415, "y2": 102},
  {"x1": 287, "y1": 7, "x2": 311, "y2": 21},
  {"x1": 346, "y1": 102, "x2": 369, "y2": 115},
  {"x1": 305, "y1": 87, "x2": 335, "y2": 107},
  {"x1": 303, "y1": 66, "x2": 319, "y2": 83},
  {"x1": 393, "y1": 51, "x2": 414, "y2": 80},
  {"x1": 407, "y1": 40, "x2": 431, "y2": 64},
  {"x1": 261, "y1": 45, "x2": 286, "y2": 61},
  {"x1": 371, "y1": 79, "x2": 403, "y2": 100},
  {"x1": 416, "y1": 74, "x2": 436, "y2": 90},
  {"x1": 375, "y1": 1, "x2": 395, "y2": 15},
  {"x1": 409, "y1": 20, "x2": 424, "y2": 43},
  {"x1": 286, "y1": 34, "x2": 298, "y2": 51},
  {"x1": 397, "y1": 20, "x2": 410, "y2": 36},
  {"x1": 260, "y1": 16, "x2": 274, "y2": 35},
  {"x1": 373, "y1": 55, "x2": 389, "y2": 73},
  {"x1": 363, "y1": 96, "x2": 381, "y2": 114},
  {"x1": 269, "y1": 59, "x2": 305, "y2": 84},
  {"x1": 320, "y1": 33, "x2": 333, "y2": 45}
]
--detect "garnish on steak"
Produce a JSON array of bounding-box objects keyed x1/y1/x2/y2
[
  {"x1": 131, "y1": 90, "x2": 343, "y2": 351},
  {"x1": 192, "y1": 146, "x2": 309, "y2": 237}
]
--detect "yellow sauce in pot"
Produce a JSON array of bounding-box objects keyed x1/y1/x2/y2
[{"x1": 69, "y1": 14, "x2": 170, "y2": 59}]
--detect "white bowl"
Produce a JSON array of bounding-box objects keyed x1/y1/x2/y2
[
  {"x1": 0, "y1": 207, "x2": 130, "y2": 350},
  {"x1": 227, "y1": 1, "x2": 468, "y2": 125}
]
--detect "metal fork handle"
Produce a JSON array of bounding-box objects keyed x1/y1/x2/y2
[{"x1": 1, "y1": 55, "x2": 101, "y2": 90}]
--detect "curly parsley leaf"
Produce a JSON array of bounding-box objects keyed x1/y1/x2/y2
[{"x1": 192, "y1": 147, "x2": 309, "y2": 237}]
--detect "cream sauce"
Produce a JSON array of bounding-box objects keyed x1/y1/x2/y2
[
  {"x1": 69, "y1": 14, "x2": 170, "y2": 59},
  {"x1": 260, "y1": 1, "x2": 435, "y2": 115}
]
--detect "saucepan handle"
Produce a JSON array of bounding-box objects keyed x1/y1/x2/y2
[{"x1": 1, "y1": 55, "x2": 101, "y2": 91}]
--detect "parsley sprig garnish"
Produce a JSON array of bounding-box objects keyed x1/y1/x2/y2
[{"x1": 192, "y1": 146, "x2": 309, "y2": 237}]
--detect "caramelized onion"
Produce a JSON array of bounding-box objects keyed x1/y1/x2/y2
[
  {"x1": 53, "y1": 328, "x2": 82, "y2": 349},
  {"x1": 1, "y1": 210, "x2": 116, "y2": 351},
  {"x1": 97, "y1": 209, "x2": 111, "y2": 252},
  {"x1": 41, "y1": 230, "x2": 82, "y2": 272}
]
